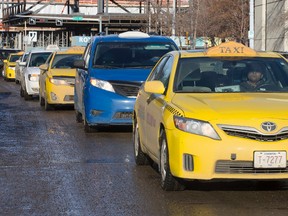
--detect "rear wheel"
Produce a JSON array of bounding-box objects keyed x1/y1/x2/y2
[
  {"x1": 160, "y1": 129, "x2": 185, "y2": 191},
  {"x1": 133, "y1": 120, "x2": 149, "y2": 165}
]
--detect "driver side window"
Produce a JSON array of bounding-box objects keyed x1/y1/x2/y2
[{"x1": 148, "y1": 55, "x2": 173, "y2": 89}]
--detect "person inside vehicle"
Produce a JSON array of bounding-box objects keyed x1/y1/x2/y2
[{"x1": 240, "y1": 64, "x2": 266, "y2": 91}]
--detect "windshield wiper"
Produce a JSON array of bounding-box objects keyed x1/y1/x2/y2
[{"x1": 93, "y1": 65, "x2": 121, "y2": 69}]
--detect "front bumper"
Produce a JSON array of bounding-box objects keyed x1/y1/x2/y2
[
  {"x1": 84, "y1": 88, "x2": 135, "y2": 126},
  {"x1": 46, "y1": 82, "x2": 74, "y2": 105},
  {"x1": 166, "y1": 128, "x2": 288, "y2": 180},
  {"x1": 5, "y1": 67, "x2": 15, "y2": 79}
]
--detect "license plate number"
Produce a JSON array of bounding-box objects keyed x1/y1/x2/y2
[{"x1": 254, "y1": 151, "x2": 287, "y2": 168}]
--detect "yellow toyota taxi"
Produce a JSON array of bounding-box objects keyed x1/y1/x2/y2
[
  {"x1": 133, "y1": 41, "x2": 288, "y2": 191},
  {"x1": 3, "y1": 51, "x2": 24, "y2": 81},
  {"x1": 39, "y1": 46, "x2": 84, "y2": 110}
]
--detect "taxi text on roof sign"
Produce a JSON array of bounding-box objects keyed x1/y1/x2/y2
[{"x1": 205, "y1": 41, "x2": 257, "y2": 57}]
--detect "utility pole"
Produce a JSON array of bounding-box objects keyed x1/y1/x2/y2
[{"x1": 249, "y1": 0, "x2": 254, "y2": 49}]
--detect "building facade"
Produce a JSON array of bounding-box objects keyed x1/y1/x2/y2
[{"x1": 254, "y1": 0, "x2": 288, "y2": 51}]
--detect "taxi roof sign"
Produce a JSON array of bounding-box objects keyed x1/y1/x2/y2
[{"x1": 205, "y1": 41, "x2": 257, "y2": 57}]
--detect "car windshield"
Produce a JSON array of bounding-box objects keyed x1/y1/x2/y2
[
  {"x1": 29, "y1": 52, "x2": 51, "y2": 67},
  {"x1": 92, "y1": 42, "x2": 177, "y2": 68},
  {"x1": 51, "y1": 54, "x2": 82, "y2": 69},
  {"x1": 174, "y1": 57, "x2": 288, "y2": 93},
  {"x1": 9, "y1": 54, "x2": 22, "y2": 62}
]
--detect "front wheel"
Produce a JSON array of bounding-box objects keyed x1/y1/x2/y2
[
  {"x1": 75, "y1": 110, "x2": 83, "y2": 123},
  {"x1": 133, "y1": 120, "x2": 149, "y2": 165},
  {"x1": 39, "y1": 95, "x2": 45, "y2": 106},
  {"x1": 23, "y1": 88, "x2": 32, "y2": 100},
  {"x1": 44, "y1": 97, "x2": 54, "y2": 111},
  {"x1": 159, "y1": 129, "x2": 185, "y2": 191},
  {"x1": 20, "y1": 86, "x2": 24, "y2": 97}
]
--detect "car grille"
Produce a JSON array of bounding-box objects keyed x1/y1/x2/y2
[
  {"x1": 110, "y1": 81, "x2": 142, "y2": 97},
  {"x1": 215, "y1": 160, "x2": 288, "y2": 174},
  {"x1": 218, "y1": 124, "x2": 288, "y2": 141}
]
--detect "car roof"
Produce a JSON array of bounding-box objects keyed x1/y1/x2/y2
[
  {"x1": 29, "y1": 50, "x2": 53, "y2": 54},
  {"x1": 173, "y1": 41, "x2": 283, "y2": 59},
  {"x1": 54, "y1": 46, "x2": 85, "y2": 55},
  {"x1": 91, "y1": 31, "x2": 177, "y2": 44}
]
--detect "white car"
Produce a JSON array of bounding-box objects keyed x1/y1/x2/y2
[
  {"x1": 15, "y1": 52, "x2": 29, "y2": 84},
  {"x1": 20, "y1": 50, "x2": 52, "y2": 100}
]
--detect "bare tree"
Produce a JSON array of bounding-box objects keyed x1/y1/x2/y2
[{"x1": 147, "y1": 0, "x2": 249, "y2": 47}]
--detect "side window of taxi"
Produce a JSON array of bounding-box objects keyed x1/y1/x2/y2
[{"x1": 148, "y1": 55, "x2": 173, "y2": 89}]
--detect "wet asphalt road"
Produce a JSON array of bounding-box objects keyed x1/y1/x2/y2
[{"x1": 1, "y1": 77, "x2": 288, "y2": 216}]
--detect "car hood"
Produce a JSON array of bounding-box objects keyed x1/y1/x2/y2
[
  {"x1": 90, "y1": 67, "x2": 152, "y2": 82},
  {"x1": 49, "y1": 68, "x2": 76, "y2": 77},
  {"x1": 171, "y1": 93, "x2": 288, "y2": 121}
]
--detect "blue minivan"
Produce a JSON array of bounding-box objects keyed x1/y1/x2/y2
[{"x1": 74, "y1": 31, "x2": 178, "y2": 132}]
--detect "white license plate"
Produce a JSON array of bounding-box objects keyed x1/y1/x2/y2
[{"x1": 254, "y1": 151, "x2": 287, "y2": 168}]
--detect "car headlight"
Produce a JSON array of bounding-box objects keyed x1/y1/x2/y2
[
  {"x1": 174, "y1": 116, "x2": 220, "y2": 140},
  {"x1": 49, "y1": 78, "x2": 68, "y2": 85},
  {"x1": 90, "y1": 78, "x2": 115, "y2": 93},
  {"x1": 28, "y1": 74, "x2": 39, "y2": 81}
]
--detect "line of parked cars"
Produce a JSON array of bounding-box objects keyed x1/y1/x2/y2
[{"x1": 3, "y1": 33, "x2": 288, "y2": 191}]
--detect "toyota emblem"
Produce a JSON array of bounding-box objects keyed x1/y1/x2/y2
[{"x1": 261, "y1": 122, "x2": 276, "y2": 132}]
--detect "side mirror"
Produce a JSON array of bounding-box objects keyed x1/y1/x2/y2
[
  {"x1": 3, "y1": 60, "x2": 7, "y2": 63},
  {"x1": 74, "y1": 59, "x2": 85, "y2": 69},
  {"x1": 39, "y1": 64, "x2": 48, "y2": 71},
  {"x1": 19, "y1": 62, "x2": 26, "y2": 66},
  {"x1": 144, "y1": 80, "x2": 165, "y2": 94}
]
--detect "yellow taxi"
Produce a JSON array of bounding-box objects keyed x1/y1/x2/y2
[
  {"x1": 3, "y1": 51, "x2": 24, "y2": 80},
  {"x1": 133, "y1": 41, "x2": 288, "y2": 191},
  {"x1": 39, "y1": 46, "x2": 84, "y2": 110}
]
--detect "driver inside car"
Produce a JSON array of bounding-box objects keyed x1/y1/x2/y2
[{"x1": 240, "y1": 64, "x2": 277, "y2": 91}]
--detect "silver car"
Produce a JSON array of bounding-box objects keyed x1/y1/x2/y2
[
  {"x1": 20, "y1": 50, "x2": 52, "y2": 100},
  {"x1": 15, "y1": 52, "x2": 29, "y2": 84}
]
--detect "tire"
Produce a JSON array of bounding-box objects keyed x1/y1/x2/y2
[
  {"x1": 133, "y1": 120, "x2": 149, "y2": 165},
  {"x1": 159, "y1": 129, "x2": 185, "y2": 191},
  {"x1": 20, "y1": 86, "x2": 24, "y2": 97},
  {"x1": 15, "y1": 79, "x2": 19, "y2": 84},
  {"x1": 84, "y1": 118, "x2": 94, "y2": 133},
  {"x1": 39, "y1": 95, "x2": 45, "y2": 106},
  {"x1": 23, "y1": 88, "x2": 32, "y2": 100},
  {"x1": 44, "y1": 98, "x2": 53, "y2": 111},
  {"x1": 75, "y1": 110, "x2": 83, "y2": 123}
]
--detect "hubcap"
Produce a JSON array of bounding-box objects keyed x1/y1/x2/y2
[
  {"x1": 160, "y1": 138, "x2": 167, "y2": 180},
  {"x1": 134, "y1": 123, "x2": 139, "y2": 157}
]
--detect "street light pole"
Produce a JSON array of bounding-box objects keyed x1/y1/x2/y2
[
  {"x1": 249, "y1": 0, "x2": 254, "y2": 49},
  {"x1": 172, "y1": 0, "x2": 176, "y2": 36}
]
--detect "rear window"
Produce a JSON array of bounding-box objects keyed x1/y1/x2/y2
[{"x1": 92, "y1": 42, "x2": 177, "y2": 68}]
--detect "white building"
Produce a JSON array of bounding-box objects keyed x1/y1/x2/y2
[{"x1": 254, "y1": 0, "x2": 288, "y2": 51}]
